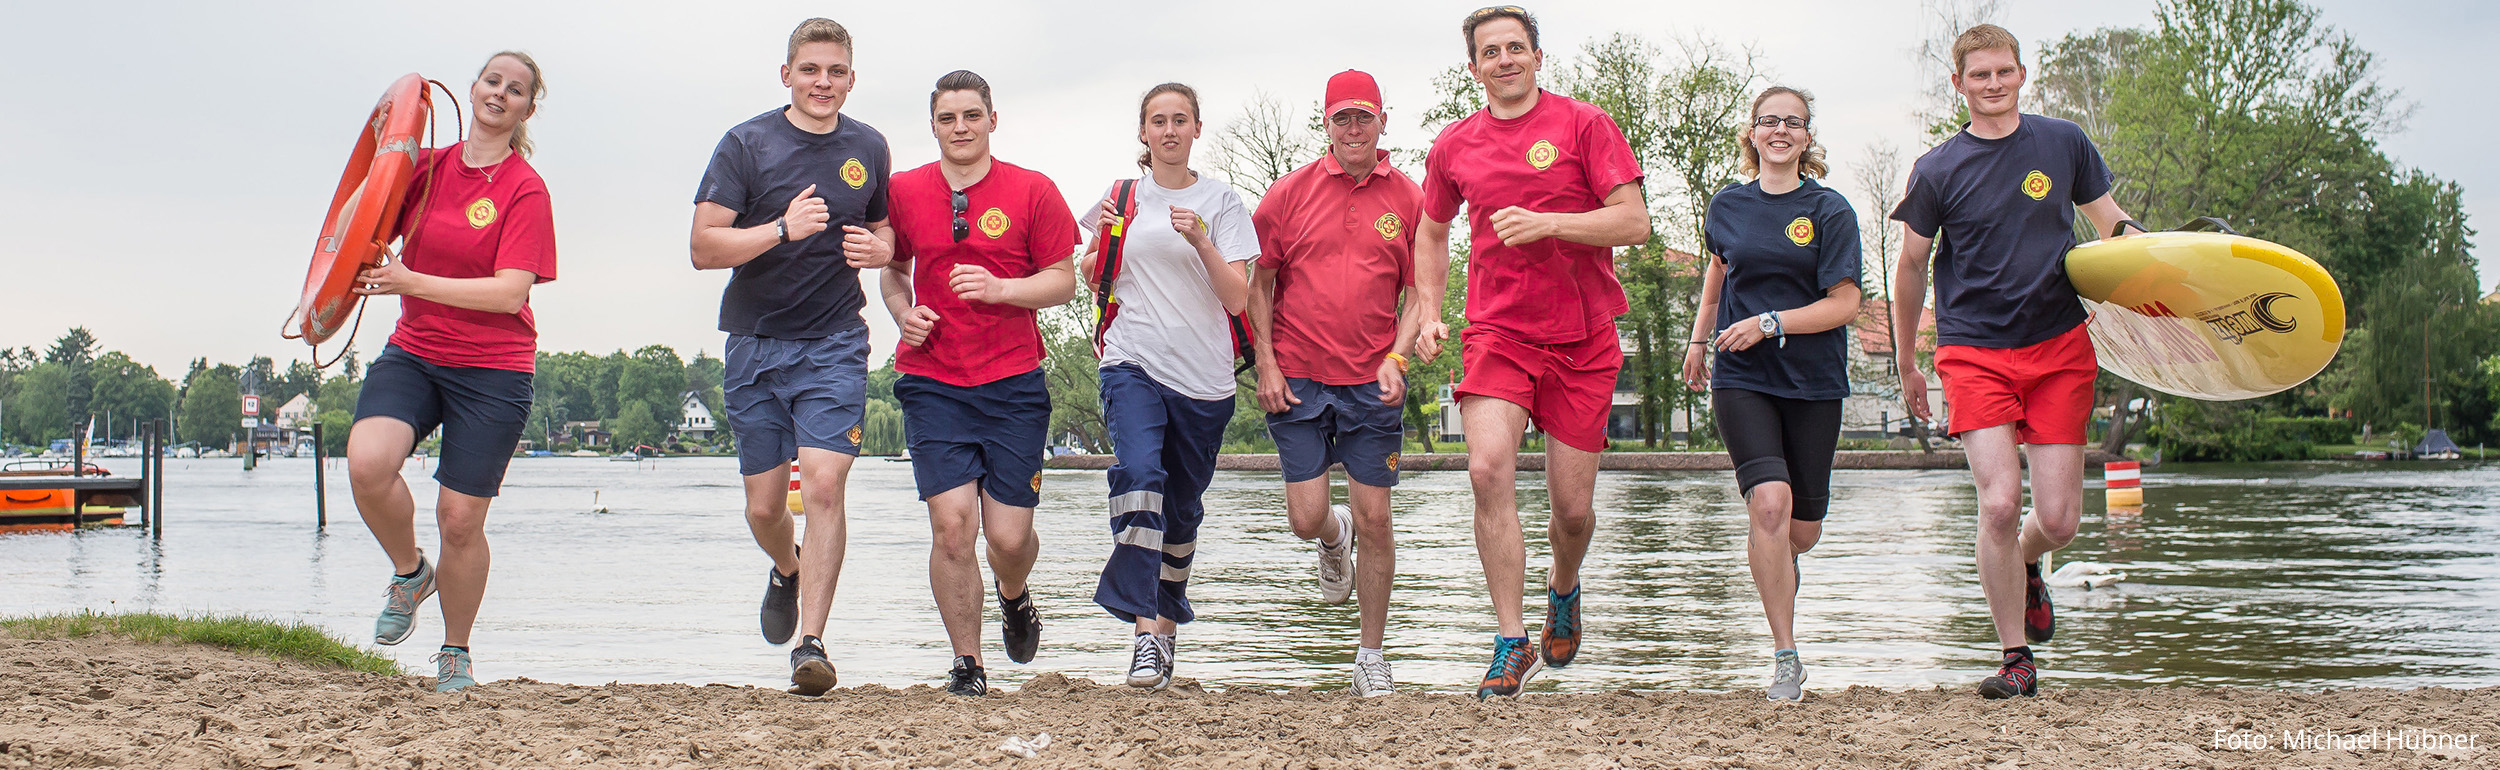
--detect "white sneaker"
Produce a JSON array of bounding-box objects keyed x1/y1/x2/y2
[
  {"x1": 1316, "y1": 504, "x2": 1354, "y2": 604},
  {"x1": 1352, "y1": 655, "x2": 1394, "y2": 697},
  {"x1": 1125, "y1": 633, "x2": 1172, "y2": 690}
]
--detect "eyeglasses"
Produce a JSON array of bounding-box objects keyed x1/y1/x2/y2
[
  {"x1": 1753, "y1": 115, "x2": 1809, "y2": 130},
  {"x1": 950, "y1": 189, "x2": 969, "y2": 242},
  {"x1": 1328, "y1": 112, "x2": 1380, "y2": 128}
]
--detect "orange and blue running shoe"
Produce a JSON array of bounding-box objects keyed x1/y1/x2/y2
[
  {"x1": 1540, "y1": 584, "x2": 1582, "y2": 668},
  {"x1": 1476, "y1": 635, "x2": 1544, "y2": 699}
]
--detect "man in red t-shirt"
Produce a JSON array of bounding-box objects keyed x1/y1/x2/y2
[
  {"x1": 1246, "y1": 69, "x2": 1424, "y2": 698},
  {"x1": 877, "y1": 70, "x2": 1078, "y2": 698},
  {"x1": 1415, "y1": 6, "x2": 1651, "y2": 699}
]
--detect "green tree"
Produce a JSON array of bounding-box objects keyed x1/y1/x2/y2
[
  {"x1": 608, "y1": 401, "x2": 664, "y2": 450},
  {"x1": 44, "y1": 328, "x2": 98, "y2": 437},
  {"x1": 617, "y1": 345, "x2": 685, "y2": 439},
  {"x1": 87, "y1": 352, "x2": 177, "y2": 441},
  {"x1": 179, "y1": 362, "x2": 243, "y2": 451},
  {"x1": 1039, "y1": 301, "x2": 1108, "y2": 453},
  {"x1": 861, "y1": 399, "x2": 906, "y2": 456},
  {"x1": 6, "y1": 363, "x2": 73, "y2": 444}
]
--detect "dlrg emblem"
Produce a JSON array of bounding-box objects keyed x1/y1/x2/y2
[
  {"x1": 841, "y1": 158, "x2": 868, "y2": 189},
  {"x1": 2021, "y1": 170, "x2": 2051, "y2": 201},
  {"x1": 1786, "y1": 217, "x2": 1813, "y2": 246},
  {"x1": 1525, "y1": 140, "x2": 1559, "y2": 171}
]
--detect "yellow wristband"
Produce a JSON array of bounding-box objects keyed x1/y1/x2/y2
[{"x1": 1384, "y1": 352, "x2": 1409, "y2": 373}]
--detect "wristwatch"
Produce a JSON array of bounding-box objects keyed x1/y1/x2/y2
[
  {"x1": 1760, "y1": 311, "x2": 1786, "y2": 349},
  {"x1": 775, "y1": 218, "x2": 790, "y2": 244}
]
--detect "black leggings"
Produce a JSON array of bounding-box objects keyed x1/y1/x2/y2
[{"x1": 1713, "y1": 388, "x2": 1842, "y2": 522}]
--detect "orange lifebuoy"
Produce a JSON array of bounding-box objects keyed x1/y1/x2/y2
[{"x1": 286, "y1": 73, "x2": 433, "y2": 346}]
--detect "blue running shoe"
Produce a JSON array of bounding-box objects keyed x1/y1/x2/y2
[
  {"x1": 433, "y1": 647, "x2": 475, "y2": 692},
  {"x1": 374, "y1": 556, "x2": 435, "y2": 646}
]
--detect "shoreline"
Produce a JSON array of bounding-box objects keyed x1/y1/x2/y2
[
  {"x1": 5, "y1": 635, "x2": 2489, "y2": 769},
  {"x1": 1045, "y1": 449, "x2": 2136, "y2": 471}
]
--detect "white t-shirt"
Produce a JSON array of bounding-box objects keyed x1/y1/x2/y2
[{"x1": 1085, "y1": 171, "x2": 1259, "y2": 401}]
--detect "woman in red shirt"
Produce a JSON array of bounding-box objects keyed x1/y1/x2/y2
[{"x1": 344, "y1": 51, "x2": 558, "y2": 693}]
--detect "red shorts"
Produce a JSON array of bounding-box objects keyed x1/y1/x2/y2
[
  {"x1": 1456, "y1": 324, "x2": 1623, "y2": 452},
  {"x1": 1934, "y1": 323, "x2": 2096, "y2": 444}
]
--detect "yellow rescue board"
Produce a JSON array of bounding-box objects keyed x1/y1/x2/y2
[{"x1": 2066, "y1": 231, "x2": 2344, "y2": 400}]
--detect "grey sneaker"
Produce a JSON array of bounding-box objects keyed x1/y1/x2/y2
[
  {"x1": 1316, "y1": 505, "x2": 1354, "y2": 605},
  {"x1": 1767, "y1": 650, "x2": 1806, "y2": 702},
  {"x1": 433, "y1": 647, "x2": 475, "y2": 692},
  {"x1": 1351, "y1": 655, "x2": 1395, "y2": 697},
  {"x1": 374, "y1": 556, "x2": 435, "y2": 646},
  {"x1": 1125, "y1": 633, "x2": 1172, "y2": 690},
  {"x1": 789, "y1": 639, "x2": 837, "y2": 696}
]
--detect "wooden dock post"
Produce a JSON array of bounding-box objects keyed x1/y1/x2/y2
[{"x1": 313, "y1": 422, "x2": 327, "y2": 530}]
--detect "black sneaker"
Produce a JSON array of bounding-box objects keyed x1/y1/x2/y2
[
  {"x1": 1977, "y1": 651, "x2": 2038, "y2": 699},
  {"x1": 788, "y1": 638, "x2": 837, "y2": 696},
  {"x1": 946, "y1": 655, "x2": 988, "y2": 697},
  {"x1": 761, "y1": 565, "x2": 800, "y2": 645},
  {"x1": 999, "y1": 589, "x2": 1042, "y2": 665}
]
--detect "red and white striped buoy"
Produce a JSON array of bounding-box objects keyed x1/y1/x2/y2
[
  {"x1": 785, "y1": 466, "x2": 804, "y2": 515},
  {"x1": 2103, "y1": 460, "x2": 2143, "y2": 507}
]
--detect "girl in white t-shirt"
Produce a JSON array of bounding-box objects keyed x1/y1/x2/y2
[{"x1": 1081, "y1": 82, "x2": 1257, "y2": 690}]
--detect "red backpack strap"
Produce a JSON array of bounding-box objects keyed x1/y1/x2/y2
[{"x1": 1090, "y1": 179, "x2": 1139, "y2": 358}]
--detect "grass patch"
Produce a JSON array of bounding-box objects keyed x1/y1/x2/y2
[{"x1": 0, "y1": 610, "x2": 401, "y2": 676}]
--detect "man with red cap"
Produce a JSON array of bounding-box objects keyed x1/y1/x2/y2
[{"x1": 1248, "y1": 69, "x2": 1425, "y2": 697}]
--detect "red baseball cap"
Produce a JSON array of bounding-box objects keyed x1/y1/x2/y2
[{"x1": 1325, "y1": 70, "x2": 1383, "y2": 118}]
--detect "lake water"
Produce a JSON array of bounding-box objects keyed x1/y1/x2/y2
[{"x1": 4, "y1": 456, "x2": 2495, "y2": 694}]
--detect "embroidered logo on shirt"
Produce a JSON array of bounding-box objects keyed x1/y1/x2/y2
[
  {"x1": 1386, "y1": 452, "x2": 1401, "y2": 472},
  {"x1": 1526, "y1": 140, "x2": 1560, "y2": 171},
  {"x1": 841, "y1": 158, "x2": 868, "y2": 189},
  {"x1": 980, "y1": 207, "x2": 1012, "y2": 239},
  {"x1": 1373, "y1": 212, "x2": 1403, "y2": 241},
  {"x1": 466, "y1": 197, "x2": 497, "y2": 229},
  {"x1": 1786, "y1": 217, "x2": 1814, "y2": 246},
  {"x1": 2021, "y1": 170, "x2": 2052, "y2": 201}
]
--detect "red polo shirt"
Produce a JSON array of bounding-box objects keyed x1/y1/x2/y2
[
  {"x1": 387, "y1": 142, "x2": 558, "y2": 372},
  {"x1": 1253, "y1": 150, "x2": 1421, "y2": 385},
  {"x1": 887, "y1": 159, "x2": 1079, "y2": 387},
  {"x1": 1421, "y1": 90, "x2": 1644, "y2": 344}
]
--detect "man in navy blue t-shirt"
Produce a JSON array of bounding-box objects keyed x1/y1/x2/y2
[
  {"x1": 1888, "y1": 24, "x2": 2135, "y2": 701},
  {"x1": 688, "y1": 17, "x2": 894, "y2": 697}
]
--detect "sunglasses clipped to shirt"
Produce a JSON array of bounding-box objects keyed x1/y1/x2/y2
[{"x1": 950, "y1": 189, "x2": 970, "y2": 242}]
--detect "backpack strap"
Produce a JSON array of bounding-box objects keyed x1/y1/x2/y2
[{"x1": 1090, "y1": 179, "x2": 1139, "y2": 358}]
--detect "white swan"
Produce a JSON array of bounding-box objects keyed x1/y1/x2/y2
[{"x1": 2041, "y1": 551, "x2": 2127, "y2": 589}]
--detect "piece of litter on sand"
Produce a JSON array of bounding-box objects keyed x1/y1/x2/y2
[{"x1": 998, "y1": 732, "x2": 1052, "y2": 759}]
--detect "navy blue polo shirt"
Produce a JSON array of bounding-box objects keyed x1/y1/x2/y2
[
  {"x1": 1891, "y1": 114, "x2": 2113, "y2": 348},
  {"x1": 695, "y1": 108, "x2": 892, "y2": 339},
  {"x1": 1703, "y1": 178, "x2": 1861, "y2": 401}
]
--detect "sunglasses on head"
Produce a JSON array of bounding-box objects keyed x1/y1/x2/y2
[{"x1": 950, "y1": 189, "x2": 969, "y2": 242}]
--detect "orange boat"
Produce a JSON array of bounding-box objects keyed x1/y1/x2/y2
[{"x1": 0, "y1": 461, "x2": 126, "y2": 532}]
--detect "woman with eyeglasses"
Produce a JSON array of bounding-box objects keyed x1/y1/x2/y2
[
  {"x1": 877, "y1": 69, "x2": 1078, "y2": 697},
  {"x1": 1680, "y1": 85, "x2": 1862, "y2": 702},
  {"x1": 1081, "y1": 82, "x2": 1257, "y2": 690}
]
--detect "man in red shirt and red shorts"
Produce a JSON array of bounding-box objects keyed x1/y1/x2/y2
[{"x1": 1415, "y1": 6, "x2": 1652, "y2": 699}]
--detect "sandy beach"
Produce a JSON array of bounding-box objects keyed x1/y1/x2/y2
[{"x1": 3, "y1": 634, "x2": 2489, "y2": 769}]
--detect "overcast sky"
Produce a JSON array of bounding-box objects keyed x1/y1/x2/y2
[{"x1": 2, "y1": 0, "x2": 2488, "y2": 378}]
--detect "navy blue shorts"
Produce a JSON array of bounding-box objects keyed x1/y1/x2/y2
[
  {"x1": 1265, "y1": 378, "x2": 1403, "y2": 488},
  {"x1": 724, "y1": 329, "x2": 868, "y2": 476},
  {"x1": 895, "y1": 369, "x2": 1051, "y2": 508},
  {"x1": 353, "y1": 345, "x2": 533, "y2": 498}
]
